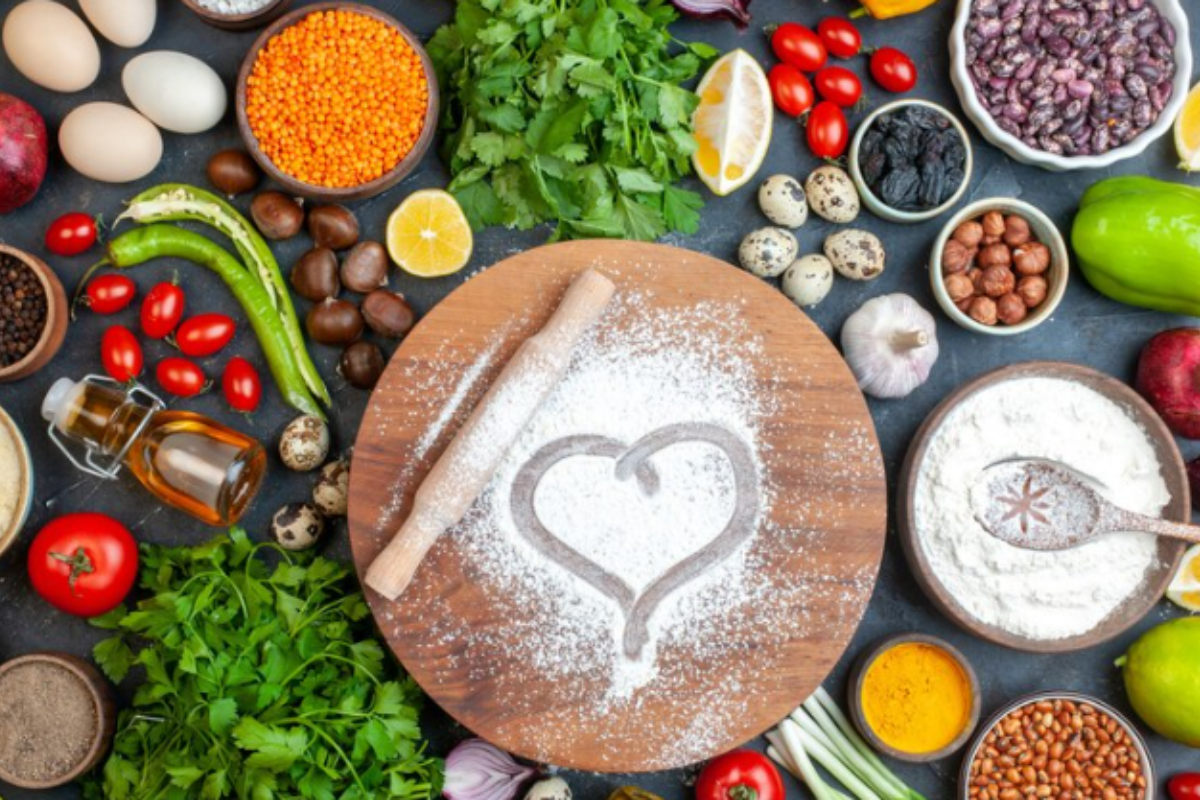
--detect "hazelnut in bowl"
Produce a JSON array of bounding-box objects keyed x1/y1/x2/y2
[{"x1": 930, "y1": 198, "x2": 1068, "y2": 336}]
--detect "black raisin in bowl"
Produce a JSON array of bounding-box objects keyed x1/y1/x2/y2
[{"x1": 849, "y1": 100, "x2": 974, "y2": 224}]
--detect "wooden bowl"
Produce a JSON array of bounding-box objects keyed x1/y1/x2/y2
[
  {"x1": 0, "y1": 244, "x2": 68, "y2": 383},
  {"x1": 235, "y1": 2, "x2": 439, "y2": 203},
  {"x1": 898, "y1": 361, "x2": 1189, "y2": 653},
  {"x1": 848, "y1": 633, "x2": 982, "y2": 762},
  {"x1": 0, "y1": 404, "x2": 34, "y2": 561},
  {"x1": 957, "y1": 692, "x2": 1155, "y2": 800},
  {"x1": 0, "y1": 652, "x2": 116, "y2": 788},
  {"x1": 178, "y1": 0, "x2": 293, "y2": 32}
]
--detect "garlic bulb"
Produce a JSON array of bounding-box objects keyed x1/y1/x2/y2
[{"x1": 841, "y1": 294, "x2": 938, "y2": 399}]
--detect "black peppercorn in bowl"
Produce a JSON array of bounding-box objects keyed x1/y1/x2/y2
[
  {"x1": 0, "y1": 244, "x2": 68, "y2": 383},
  {"x1": 849, "y1": 99, "x2": 974, "y2": 224}
]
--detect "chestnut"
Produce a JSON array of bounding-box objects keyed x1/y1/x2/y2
[
  {"x1": 207, "y1": 149, "x2": 261, "y2": 196},
  {"x1": 340, "y1": 241, "x2": 389, "y2": 293},
  {"x1": 361, "y1": 290, "x2": 415, "y2": 338},
  {"x1": 291, "y1": 247, "x2": 340, "y2": 301},
  {"x1": 251, "y1": 191, "x2": 304, "y2": 240},
  {"x1": 307, "y1": 205, "x2": 359, "y2": 250},
  {"x1": 340, "y1": 341, "x2": 386, "y2": 389},
  {"x1": 306, "y1": 298, "x2": 363, "y2": 345}
]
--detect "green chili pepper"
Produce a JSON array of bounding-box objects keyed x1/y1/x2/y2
[
  {"x1": 89, "y1": 225, "x2": 324, "y2": 419},
  {"x1": 117, "y1": 184, "x2": 331, "y2": 407}
]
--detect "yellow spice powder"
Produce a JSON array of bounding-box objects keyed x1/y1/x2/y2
[{"x1": 861, "y1": 642, "x2": 972, "y2": 754}]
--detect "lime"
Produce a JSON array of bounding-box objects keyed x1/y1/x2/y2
[{"x1": 1117, "y1": 617, "x2": 1200, "y2": 747}]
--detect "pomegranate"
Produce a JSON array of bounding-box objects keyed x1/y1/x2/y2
[
  {"x1": 0, "y1": 92, "x2": 47, "y2": 214},
  {"x1": 1136, "y1": 328, "x2": 1200, "y2": 439}
]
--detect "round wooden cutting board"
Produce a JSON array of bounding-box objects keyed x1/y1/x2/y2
[{"x1": 348, "y1": 241, "x2": 887, "y2": 772}]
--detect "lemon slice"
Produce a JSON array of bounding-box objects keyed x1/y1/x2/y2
[
  {"x1": 1166, "y1": 543, "x2": 1200, "y2": 612},
  {"x1": 1174, "y1": 81, "x2": 1200, "y2": 172},
  {"x1": 692, "y1": 49, "x2": 773, "y2": 197},
  {"x1": 386, "y1": 189, "x2": 473, "y2": 278}
]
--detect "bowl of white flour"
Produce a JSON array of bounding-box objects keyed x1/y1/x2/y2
[
  {"x1": 899, "y1": 361, "x2": 1189, "y2": 652},
  {"x1": 0, "y1": 404, "x2": 33, "y2": 560}
]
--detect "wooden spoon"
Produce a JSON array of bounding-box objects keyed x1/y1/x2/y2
[{"x1": 971, "y1": 458, "x2": 1200, "y2": 551}]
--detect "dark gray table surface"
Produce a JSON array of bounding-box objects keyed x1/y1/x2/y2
[{"x1": 0, "y1": 0, "x2": 1196, "y2": 798}]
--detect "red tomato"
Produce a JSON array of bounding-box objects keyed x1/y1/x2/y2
[
  {"x1": 45, "y1": 212, "x2": 98, "y2": 257},
  {"x1": 28, "y1": 513, "x2": 138, "y2": 617},
  {"x1": 141, "y1": 280, "x2": 185, "y2": 339},
  {"x1": 769, "y1": 64, "x2": 815, "y2": 118},
  {"x1": 697, "y1": 751, "x2": 784, "y2": 800},
  {"x1": 870, "y1": 47, "x2": 918, "y2": 93},
  {"x1": 222, "y1": 357, "x2": 262, "y2": 413},
  {"x1": 175, "y1": 314, "x2": 236, "y2": 357},
  {"x1": 817, "y1": 18, "x2": 862, "y2": 59},
  {"x1": 814, "y1": 66, "x2": 863, "y2": 107},
  {"x1": 156, "y1": 357, "x2": 208, "y2": 398},
  {"x1": 1170, "y1": 774, "x2": 1200, "y2": 800},
  {"x1": 101, "y1": 325, "x2": 143, "y2": 382},
  {"x1": 807, "y1": 101, "x2": 850, "y2": 159},
  {"x1": 771, "y1": 23, "x2": 827, "y2": 72},
  {"x1": 82, "y1": 274, "x2": 136, "y2": 315}
]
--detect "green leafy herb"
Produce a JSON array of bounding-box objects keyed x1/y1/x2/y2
[
  {"x1": 83, "y1": 529, "x2": 441, "y2": 800},
  {"x1": 429, "y1": 0, "x2": 713, "y2": 241}
]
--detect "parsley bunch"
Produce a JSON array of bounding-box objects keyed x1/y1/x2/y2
[
  {"x1": 83, "y1": 529, "x2": 440, "y2": 800},
  {"x1": 429, "y1": 0, "x2": 717, "y2": 241}
]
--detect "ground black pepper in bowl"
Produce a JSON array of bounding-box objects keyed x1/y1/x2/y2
[
  {"x1": 0, "y1": 252, "x2": 48, "y2": 368},
  {"x1": 858, "y1": 105, "x2": 969, "y2": 212},
  {"x1": 0, "y1": 659, "x2": 100, "y2": 786}
]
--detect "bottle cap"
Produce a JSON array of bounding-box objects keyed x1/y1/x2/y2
[{"x1": 41, "y1": 377, "x2": 84, "y2": 431}]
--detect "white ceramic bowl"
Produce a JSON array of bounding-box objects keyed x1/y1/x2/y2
[
  {"x1": 849, "y1": 99, "x2": 974, "y2": 224},
  {"x1": 930, "y1": 197, "x2": 1069, "y2": 335},
  {"x1": 949, "y1": 0, "x2": 1192, "y2": 172},
  {"x1": 0, "y1": 404, "x2": 33, "y2": 560}
]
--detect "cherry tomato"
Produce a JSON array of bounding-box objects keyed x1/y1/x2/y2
[
  {"x1": 807, "y1": 101, "x2": 850, "y2": 159},
  {"x1": 817, "y1": 17, "x2": 862, "y2": 59},
  {"x1": 175, "y1": 314, "x2": 236, "y2": 358},
  {"x1": 155, "y1": 357, "x2": 208, "y2": 398},
  {"x1": 141, "y1": 280, "x2": 185, "y2": 339},
  {"x1": 814, "y1": 66, "x2": 863, "y2": 107},
  {"x1": 28, "y1": 513, "x2": 138, "y2": 618},
  {"x1": 101, "y1": 325, "x2": 143, "y2": 382},
  {"x1": 81, "y1": 274, "x2": 136, "y2": 315},
  {"x1": 45, "y1": 212, "x2": 98, "y2": 257},
  {"x1": 697, "y1": 751, "x2": 785, "y2": 800},
  {"x1": 1170, "y1": 774, "x2": 1200, "y2": 800},
  {"x1": 870, "y1": 47, "x2": 918, "y2": 93},
  {"x1": 771, "y1": 23, "x2": 827, "y2": 72},
  {"x1": 222, "y1": 357, "x2": 262, "y2": 413},
  {"x1": 768, "y1": 64, "x2": 815, "y2": 118}
]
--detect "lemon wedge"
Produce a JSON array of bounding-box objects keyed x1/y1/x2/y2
[
  {"x1": 692, "y1": 49, "x2": 773, "y2": 197},
  {"x1": 1166, "y1": 543, "x2": 1200, "y2": 612},
  {"x1": 386, "y1": 189, "x2": 473, "y2": 278},
  {"x1": 1174, "y1": 81, "x2": 1200, "y2": 172}
]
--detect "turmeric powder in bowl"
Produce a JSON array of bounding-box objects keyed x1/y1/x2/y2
[{"x1": 855, "y1": 638, "x2": 979, "y2": 760}]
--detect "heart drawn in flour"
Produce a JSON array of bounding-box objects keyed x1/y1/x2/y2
[{"x1": 509, "y1": 422, "x2": 760, "y2": 660}]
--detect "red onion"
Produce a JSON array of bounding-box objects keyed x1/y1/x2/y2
[
  {"x1": 670, "y1": 0, "x2": 751, "y2": 28},
  {"x1": 443, "y1": 739, "x2": 536, "y2": 800}
]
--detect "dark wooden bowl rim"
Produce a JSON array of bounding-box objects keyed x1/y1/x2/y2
[
  {"x1": 847, "y1": 632, "x2": 982, "y2": 763},
  {"x1": 178, "y1": 0, "x2": 293, "y2": 30},
  {"x1": 0, "y1": 244, "x2": 68, "y2": 381},
  {"x1": 898, "y1": 361, "x2": 1190, "y2": 653}
]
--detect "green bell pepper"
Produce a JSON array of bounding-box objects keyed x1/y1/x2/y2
[{"x1": 1072, "y1": 176, "x2": 1200, "y2": 317}]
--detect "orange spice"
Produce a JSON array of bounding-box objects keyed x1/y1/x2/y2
[{"x1": 245, "y1": 9, "x2": 429, "y2": 189}]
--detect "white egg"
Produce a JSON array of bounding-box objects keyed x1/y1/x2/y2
[
  {"x1": 59, "y1": 103, "x2": 163, "y2": 183},
  {"x1": 79, "y1": 0, "x2": 156, "y2": 48},
  {"x1": 122, "y1": 51, "x2": 227, "y2": 134},
  {"x1": 2, "y1": 0, "x2": 100, "y2": 93}
]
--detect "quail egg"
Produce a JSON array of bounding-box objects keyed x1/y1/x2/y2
[
  {"x1": 738, "y1": 227, "x2": 798, "y2": 278},
  {"x1": 279, "y1": 415, "x2": 330, "y2": 472},
  {"x1": 782, "y1": 254, "x2": 834, "y2": 307},
  {"x1": 758, "y1": 175, "x2": 808, "y2": 228},
  {"x1": 271, "y1": 503, "x2": 326, "y2": 551}
]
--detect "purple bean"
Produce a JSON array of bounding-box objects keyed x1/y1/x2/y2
[
  {"x1": 1038, "y1": 19, "x2": 1057, "y2": 38},
  {"x1": 1133, "y1": 63, "x2": 1161, "y2": 83},
  {"x1": 1135, "y1": 19, "x2": 1159, "y2": 38},
  {"x1": 1001, "y1": 0, "x2": 1025, "y2": 19},
  {"x1": 1051, "y1": 67, "x2": 1075, "y2": 83},
  {"x1": 993, "y1": 60, "x2": 1016, "y2": 78},
  {"x1": 1063, "y1": 115, "x2": 1087, "y2": 135},
  {"x1": 1067, "y1": 79, "x2": 1094, "y2": 99},
  {"x1": 1110, "y1": 33, "x2": 1138, "y2": 57},
  {"x1": 1125, "y1": 73, "x2": 1148, "y2": 99},
  {"x1": 1003, "y1": 16, "x2": 1023, "y2": 36},
  {"x1": 1029, "y1": 104, "x2": 1056, "y2": 128},
  {"x1": 1021, "y1": 15, "x2": 1041, "y2": 43},
  {"x1": 1156, "y1": 80, "x2": 1174, "y2": 106},
  {"x1": 997, "y1": 116, "x2": 1023, "y2": 136},
  {"x1": 978, "y1": 17, "x2": 1003, "y2": 38},
  {"x1": 1007, "y1": 81, "x2": 1024, "y2": 103},
  {"x1": 1107, "y1": 59, "x2": 1128, "y2": 80},
  {"x1": 1045, "y1": 36, "x2": 1072, "y2": 57},
  {"x1": 1043, "y1": 118, "x2": 1064, "y2": 135},
  {"x1": 1109, "y1": 94, "x2": 1134, "y2": 113},
  {"x1": 1062, "y1": 99, "x2": 1085, "y2": 120},
  {"x1": 1023, "y1": 135, "x2": 1039, "y2": 148},
  {"x1": 1092, "y1": 126, "x2": 1110, "y2": 152},
  {"x1": 1038, "y1": 135, "x2": 1064, "y2": 154},
  {"x1": 980, "y1": 38, "x2": 1000, "y2": 61},
  {"x1": 1052, "y1": 84, "x2": 1069, "y2": 103},
  {"x1": 1069, "y1": 27, "x2": 1095, "y2": 48},
  {"x1": 1029, "y1": 82, "x2": 1054, "y2": 101},
  {"x1": 976, "y1": 0, "x2": 1000, "y2": 15},
  {"x1": 1162, "y1": 19, "x2": 1176, "y2": 47},
  {"x1": 1016, "y1": 59, "x2": 1039, "y2": 80},
  {"x1": 1133, "y1": 98, "x2": 1152, "y2": 127}
]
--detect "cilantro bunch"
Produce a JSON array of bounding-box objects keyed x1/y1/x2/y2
[
  {"x1": 429, "y1": 0, "x2": 717, "y2": 241},
  {"x1": 83, "y1": 530, "x2": 441, "y2": 800}
]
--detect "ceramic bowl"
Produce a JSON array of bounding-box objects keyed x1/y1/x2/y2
[
  {"x1": 930, "y1": 197, "x2": 1068, "y2": 336},
  {"x1": 848, "y1": 99, "x2": 974, "y2": 224},
  {"x1": 0, "y1": 403, "x2": 33, "y2": 561},
  {"x1": 235, "y1": 1, "x2": 439, "y2": 203},
  {"x1": 179, "y1": 0, "x2": 293, "y2": 31},
  {"x1": 0, "y1": 652, "x2": 116, "y2": 788},
  {"x1": 0, "y1": 244, "x2": 68, "y2": 383},
  {"x1": 958, "y1": 692, "x2": 1155, "y2": 800},
  {"x1": 949, "y1": 0, "x2": 1191, "y2": 172},
  {"x1": 848, "y1": 633, "x2": 981, "y2": 762}
]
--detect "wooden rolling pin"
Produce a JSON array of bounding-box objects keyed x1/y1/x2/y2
[{"x1": 365, "y1": 268, "x2": 617, "y2": 601}]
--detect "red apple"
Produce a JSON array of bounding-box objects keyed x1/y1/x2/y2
[
  {"x1": 0, "y1": 92, "x2": 47, "y2": 214},
  {"x1": 1136, "y1": 328, "x2": 1200, "y2": 439}
]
